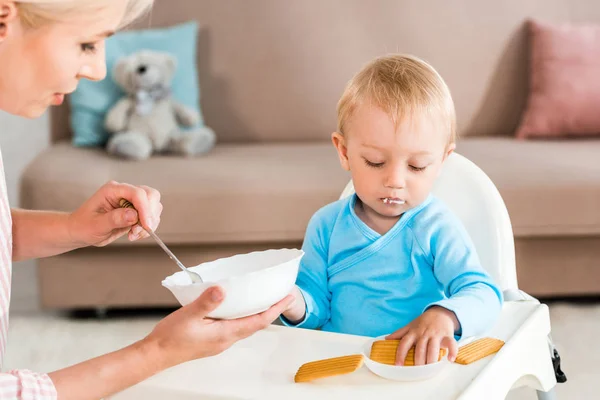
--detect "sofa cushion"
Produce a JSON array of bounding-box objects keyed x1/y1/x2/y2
[
  {"x1": 515, "y1": 20, "x2": 600, "y2": 139},
  {"x1": 20, "y1": 142, "x2": 350, "y2": 245},
  {"x1": 457, "y1": 137, "x2": 600, "y2": 237},
  {"x1": 20, "y1": 138, "x2": 600, "y2": 244}
]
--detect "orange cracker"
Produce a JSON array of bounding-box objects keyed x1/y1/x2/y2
[
  {"x1": 455, "y1": 337, "x2": 504, "y2": 365},
  {"x1": 294, "y1": 354, "x2": 364, "y2": 383},
  {"x1": 369, "y1": 340, "x2": 448, "y2": 366}
]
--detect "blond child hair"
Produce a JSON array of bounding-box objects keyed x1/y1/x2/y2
[
  {"x1": 15, "y1": 0, "x2": 153, "y2": 29},
  {"x1": 337, "y1": 54, "x2": 457, "y2": 147}
]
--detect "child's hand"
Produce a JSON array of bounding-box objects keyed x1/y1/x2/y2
[
  {"x1": 386, "y1": 306, "x2": 459, "y2": 366},
  {"x1": 281, "y1": 286, "x2": 306, "y2": 324},
  {"x1": 67, "y1": 181, "x2": 163, "y2": 247}
]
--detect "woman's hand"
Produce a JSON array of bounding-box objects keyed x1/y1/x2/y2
[
  {"x1": 145, "y1": 287, "x2": 295, "y2": 368},
  {"x1": 67, "y1": 180, "x2": 163, "y2": 247}
]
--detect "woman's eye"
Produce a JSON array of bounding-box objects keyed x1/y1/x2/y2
[
  {"x1": 409, "y1": 165, "x2": 427, "y2": 172},
  {"x1": 80, "y1": 43, "x2": 97, "y2": 54},
  {"x1": 364, "y1": 159, "x2": 385, "y2": 168}
]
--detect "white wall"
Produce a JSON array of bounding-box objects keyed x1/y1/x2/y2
[{"x1": 0, "y1": 110, "x2": 50, "y2": 314}]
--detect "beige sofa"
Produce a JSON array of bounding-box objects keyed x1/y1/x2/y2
[{"x1": 21, "y1": 0, "x2": 600, "y2": 310}]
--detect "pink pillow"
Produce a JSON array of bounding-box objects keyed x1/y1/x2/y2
[{"x1": 516, "y1": 20, "x2": 600, "y2": 139}]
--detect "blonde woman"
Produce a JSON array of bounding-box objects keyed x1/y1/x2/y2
[{"x1": 0, "y1": 1, "x2": 293, "y2": 399}]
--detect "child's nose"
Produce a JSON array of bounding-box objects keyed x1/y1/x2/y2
[{"x1": 384, "y1": 167, "x2": 406, "y2": 189}]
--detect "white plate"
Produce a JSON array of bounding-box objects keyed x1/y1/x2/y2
[{"x1": 362, "y1": 335, "x2": 450, "y2": 381}]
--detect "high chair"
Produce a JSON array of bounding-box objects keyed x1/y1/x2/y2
[
  {"x1": 113, "y1": 152, "x2": 563, "y2": 400},
  {"x1": 339, "y1": 151, "x2": 563, "y2": 399}
]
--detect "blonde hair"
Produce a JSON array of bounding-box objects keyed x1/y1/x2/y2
[
  {"x1": 16, "y1": 0, "x2": 153, "y2": 30},
  {"x1": 337, "y1": 54, "x2": 457, "y2": 146}
]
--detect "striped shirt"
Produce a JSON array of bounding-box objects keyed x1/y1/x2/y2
[{"x1": 0, "y1": 151, "x2": 57, "y2": 399}]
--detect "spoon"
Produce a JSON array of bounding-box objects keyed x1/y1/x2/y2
[{"x1": 119, "y1": 198, "x2": 203, "y2": 284}]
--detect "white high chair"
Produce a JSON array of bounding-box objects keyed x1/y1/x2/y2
[
  {"x1": 339, "y1": 152, "x2": 561, "y2": 399},
  {"x1": 113, "y1": 152, "x2": 562, "y2": 400}
]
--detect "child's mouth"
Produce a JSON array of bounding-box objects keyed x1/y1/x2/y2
[{"x1": 382, "y1": 198, "x2": 405, "y2": 205}]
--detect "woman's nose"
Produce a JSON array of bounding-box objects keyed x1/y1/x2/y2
[{"x1": 78, "y1": 50, "x2": 107, "y2": 82}]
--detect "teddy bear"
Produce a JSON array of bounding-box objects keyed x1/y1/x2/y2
[{"x1": 104, "y1": 50, "x2": 216, "y2": 160}]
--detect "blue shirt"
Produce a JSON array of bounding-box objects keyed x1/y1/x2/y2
[{"x1": 282, "y1": 194, "x2": 503, "y2": 339}]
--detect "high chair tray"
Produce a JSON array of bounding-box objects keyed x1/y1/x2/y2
[{"x1": 113, "y1": 301, "x2": 556, "y2": 400}]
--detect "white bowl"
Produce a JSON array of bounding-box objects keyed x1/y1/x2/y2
[
  {"x1": 362, "y1": 335, "x2": 450, "y2": 381},
  {"x1": 162, "y1": 248, "x2": 304, "y2": 319}
]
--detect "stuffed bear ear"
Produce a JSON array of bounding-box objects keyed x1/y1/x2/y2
[
  {"x1": 163, "y1": 54, "x2": 178, "y2": 81},
  {"x1": 112, "y1": 56, "x2": 132, "y2": 93}
]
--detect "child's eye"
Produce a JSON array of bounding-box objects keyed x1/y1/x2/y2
[
  {"x1": 409, "y1": 165, "x2": 427, "y2": 172},
  {"x1": 80, "y1": 42, "x2": 97, "y2": 54},
  {"x1": 364, "y1": 159, "x2": 385, "y2": 168}
]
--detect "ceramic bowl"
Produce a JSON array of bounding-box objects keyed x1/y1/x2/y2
[{"x1": 162, "y1": 248, "x2": 304, "y2": 319}]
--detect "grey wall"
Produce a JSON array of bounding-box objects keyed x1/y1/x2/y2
[{"x1": 0, "y1": 111, "x2": 50, "y2": 314}]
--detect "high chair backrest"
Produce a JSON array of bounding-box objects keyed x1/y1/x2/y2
[{"x1": 339, "y1": 152, "x2": 518, "y2": 291}]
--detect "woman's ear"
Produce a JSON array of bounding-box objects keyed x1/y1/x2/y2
[
  {"x1": 0, "y1": 2, "x2": 18, "y2": 42},
  {"x1": 332, "y1": 132, "x2": 351, "y2": 171}
]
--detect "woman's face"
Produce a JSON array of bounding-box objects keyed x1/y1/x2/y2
[{"x1": 0, "y1": 1, "x2": 127, "y2": 118}]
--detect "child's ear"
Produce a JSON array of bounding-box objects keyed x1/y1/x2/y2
[
  {"x1": 332, "y1": 132, "x2": 350, "y2": 171},
  {"x1": 443, "y1": 142, "x2": 456, "y2": 162}
]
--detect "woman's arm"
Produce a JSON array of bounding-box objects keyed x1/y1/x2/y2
[
  {"x1": 12, "y1": 209, "x2": 84, "y2": 261},
  {"x1": 48, "y1": 338, "x2": 163, "y2": 400},
  {"x1": 47, "y1": 288, "x2": 293, "y2": 400},
  {"x1": 12, "y1": 181, "x2": 162, "y2": 262},
  {"x1": 0, "y1": 342, "x2": 159, "y2": 400}
]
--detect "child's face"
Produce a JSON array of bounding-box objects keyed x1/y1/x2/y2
[
  {"x1": 333, "y1": 103, "x2": 454, "y2": 220},
  {"x1": 0, "y1": 2, "x2": 127, "y2": 118}
]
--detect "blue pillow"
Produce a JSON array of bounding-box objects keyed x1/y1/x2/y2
[{"x1": 69, "y1": 21, "x2": 202, "y2": 147}]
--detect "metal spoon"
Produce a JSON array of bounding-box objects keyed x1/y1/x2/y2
[{"x1": 119, "y1": 199, "x2": 203, "y2": 284}]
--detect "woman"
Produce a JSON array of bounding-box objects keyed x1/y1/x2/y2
[{"x1": 0, "y1": 1, "x2": 294, "y2": 399}]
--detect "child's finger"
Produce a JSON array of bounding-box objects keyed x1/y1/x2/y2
[
  {"x1": 386, "y1": 325, "x2": 409, "y2": 340},
  {"x1": 441, "y1": 335, "x2": 458, "y2": 362},
  {"x1": 395, "y1": 333, "x2": 416, "y2": 366},
  {"x1": 414, "y1": 337, "x2": 429, "y2": 366},
  {"x1": 427, "y1": 337, "x2": 441, "y2": 364}
]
